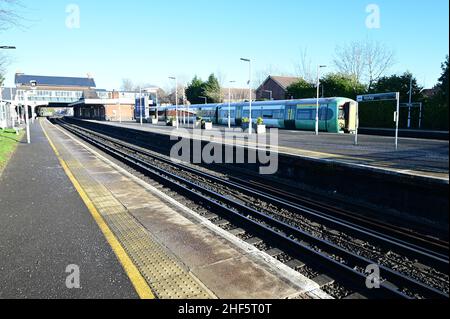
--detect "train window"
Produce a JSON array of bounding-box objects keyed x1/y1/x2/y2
[
  {"x1": 297, "y1": 109, "x2": 313, "y2": 120},
  {"x1": 253, "y1": 110, "x2": 262, "y2": 118},
  {"x1": 263, "y1": 110, "x2": 273, "y2": 119},
  {"x1": 273, "y1": 110, "x2": 283, "y2": 119},
  {"x1": 338, "y1": 108, "x2": 346, "y2": 120},
  {"x1": 319, "y1": 108, "x2": 334, "y2": 121}
]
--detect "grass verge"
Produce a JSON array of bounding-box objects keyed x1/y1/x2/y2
[{"x1": 0, "y1": 129, "x2": 25, "y2": 175}]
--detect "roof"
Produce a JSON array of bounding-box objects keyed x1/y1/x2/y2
[
  {"x1": 14, "y1": 74, "x2": 96, "y2": 88},
  {"x1": 258, "y1": 76, "x2": 300, "y2": 91}
]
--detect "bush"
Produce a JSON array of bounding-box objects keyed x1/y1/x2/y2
[{"x1": 256, "y1": 117, "x2": 264, "y2": 125}]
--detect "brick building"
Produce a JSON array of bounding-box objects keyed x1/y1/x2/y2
[{"x1": 256, "y1": 76, "x2": 300, "y2": 100}]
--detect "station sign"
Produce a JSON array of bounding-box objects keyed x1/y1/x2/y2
[{"x1": 357, "y1": 92, "x2": 398, "y2": 102}]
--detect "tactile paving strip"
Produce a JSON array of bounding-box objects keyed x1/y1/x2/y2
[
  {"x1": 47, "y1": 124, "x2": 214, "y2": 299},
  {"x1": 104, "y1": 213, "x2": 212, "y2": 299}
]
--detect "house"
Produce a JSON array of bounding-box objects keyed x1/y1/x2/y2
[
  {"x1": 256, "y1": 76, "x2": 300, "y2": 100},
  {"x1": 220, "y1": 87, "x2": 256, "y2": 103}
]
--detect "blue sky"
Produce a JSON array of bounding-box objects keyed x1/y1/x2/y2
[{"x1": 1, "y1": 0, "x2": 449, "y2": 90}]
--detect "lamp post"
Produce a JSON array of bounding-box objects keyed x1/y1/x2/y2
[
  {"x1": 139, "y1": 86, "x2": 143, "y2": 126},
  {"x1": 169, "y1": 77, "x2": 179, "y2": 129},
  {"x1": 240, "y1": 58, "x2": 252, "y2": 135},
  {"x1": 315, "y1": 65, "x2": 327, "y2": 136},
  {"x1": 228, "y1": 80, "x2": 236, "y2": 129},
  {"x1": 407, "y1": 76, "x2": 413, "y2": 129},
  {"x1": 199, "y1": 96, "x2": 207, "y2": 105},
  {"x1": 23, "y1": 92, "x2": 30, "y2": 144}
]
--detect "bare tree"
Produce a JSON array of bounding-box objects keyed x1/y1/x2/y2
[
  {"x1": 295, "y1": 47, "x2": 315, "y2": 83},
  {"x1": 0, "y1": 0, "x2": 22, "y2": 31},
  {"x1": 120, "y1": 78, "x2": 134, "y2": 91},
  {"x1": 333, "y1": 39, "x2": 395, "y2": 89},
  {"x1": 364, "y1": 40, "x2": 396, "y2": 89},
  {"x1": 1, "y1": 0, "x2": 22, "y2": 81},
  {"x1": 333, "y1": 41, "x2": 366, "y2": 83},
  {"x1": 254, "y1": 65, "x2": 283, "y2": 89}
]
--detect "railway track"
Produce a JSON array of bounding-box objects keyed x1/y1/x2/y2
[{"x1": 54, "y1": 119, "x2": 449, "y2": 299}]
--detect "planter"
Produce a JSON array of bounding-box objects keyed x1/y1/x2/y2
[
  {"x1": 166, "y1": 119, "x2": 177, "y2": 127},
  {"x1": 257, "y1": 124, "x2": 266, "y2": 134},
  {"x1": 151, "y1": 118, "x2": 159, "y2": 125},
  {"x1": 241, "y1": 123, "x2": 250, "y2": 131},
  {"x1": 194, "y1": 121, "x2": 202, "y2": 129},
  {"x1": 202, "y1": 122, "x2": 213, "y2": 130}
]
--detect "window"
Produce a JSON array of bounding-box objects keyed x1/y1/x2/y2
[
  {"x1": 297, "y1": 109, "x2": 313, "y2": 120},
  {"x1": 320, "y1": 108, "x2": 334, "y2": 121}
]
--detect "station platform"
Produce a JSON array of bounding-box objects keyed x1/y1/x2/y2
[
  {"x1": 0, "y1": 118, "x2": 329, "y2": 299},
  {"x1": 82, "y1": 120, "x2": 449, "y2": 182},
  {"x1": 0, "y1": 120, "x2": 138, "y2": 299}
]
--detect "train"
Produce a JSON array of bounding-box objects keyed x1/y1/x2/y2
[{"x1": 136, "y1": 97, "x2": 358, "y2": 134}]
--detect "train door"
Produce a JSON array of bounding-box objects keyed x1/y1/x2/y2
[
  {"x1": 284, "y1": 105, "x2": 296, "y2": 129},
  {"x1": 235, "y1": 106, "x2": 242, "y2": 126},
  {"x1": 323, "y1": 107, "x2": 329, "y2": 132}
]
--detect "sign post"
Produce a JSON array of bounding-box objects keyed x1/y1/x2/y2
[{"x1": 357, "y1": 92, "x2": 400, "y2": 150}]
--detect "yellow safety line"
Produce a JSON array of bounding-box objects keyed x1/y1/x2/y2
[{"x1": 40, "y1": 120, "x2": 155, "y2": 300}]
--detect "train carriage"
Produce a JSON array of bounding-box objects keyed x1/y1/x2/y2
[{"x1": 157, "y1": 97, "x2": 357, "y2": 133}]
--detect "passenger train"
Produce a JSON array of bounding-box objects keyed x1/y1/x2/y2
[{"x1": 136, "y1": 97, "x2": 358, "y2": 134}]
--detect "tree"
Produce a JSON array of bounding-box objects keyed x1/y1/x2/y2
[
  {"x1": 321, "y1": 73, "x2": 366, "y2": 99},
  {"x1": 203, "y1": 73, "x2": 222, "y2": 103},
  {"x1": 0, "y1": 0, "x2": 21, "y2": 31},
  {"x1": 294, "y1": 48, "x2": 315, "y2": 83},
  {"x1": 120, "y1": 78, "x2": 134, "y2": 91},
  {"x1": 423, "y1": 56, "x2": 449, "y2": 130},
  {"x1": 185, "y1": 76, "x2": 205, "y2": 105},
  {"x1": 435, "y1": 55, "x2": 449, "y2": 105},
  {"x1": 360, "y1": 72, "x2": 424, "y2": 129},
  {"x1": 333, "y1": 39, "x2": 395, "y2": 89},
  {"x1": 1, "y1": 0, "x2": 22, "y2": 81},
  {"x1": 371, "y1": 72, "x2": 423, "y2": 103},
  {"x1": 286, "y1": 79, "x2": 316, "y2": 99}
]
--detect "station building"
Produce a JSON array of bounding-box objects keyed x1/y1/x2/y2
[
  {"x1": 70, "y1": 90, "x2": 136, "y2": 122},
  {"x1": 14, "y1": 73, "x2": 97, "y2": 117},
  {"x1": 10, "y1": 73, "x2": 158, "y2": 122}
]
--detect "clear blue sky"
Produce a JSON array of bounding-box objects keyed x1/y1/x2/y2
[{"x1": 1, "y1": 0, "x2": 449, "y2": 90}]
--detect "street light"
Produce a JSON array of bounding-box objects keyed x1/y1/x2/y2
[
  {"x1": 263, "y1": 90, "x2": 273, "y2": 101},
  {"x1": 315, "y1": 65, "x2": 327, "y2": 136},
  {"x1": 228, "y1": 80, "x2": 236, "y2": 129},
  {"x1": 199, "y1": 96, "x2": 207, "y2": 105},
  {"x1": 21, "y1": 81, "x2": 36, "y2": 144},
  {"x1": 139, "y1": 86, "x2": 143, "y2": 126},
  {"x1": 169, "y1": 77, "x2": 179, "y2": 129},
  {"x1": 240, "y1": 58, "x2": 252, "y2": 135}
]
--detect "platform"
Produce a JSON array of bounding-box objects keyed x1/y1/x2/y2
[
  {"x1": 0, "y1": 120, "x2": 138, "y2": 299},
  {"x1": 82, "y1": 120, "x2": 449, "y2": 181},
  {"x1": 0, "y1": 118, "x2": 329, "y2": 299}
]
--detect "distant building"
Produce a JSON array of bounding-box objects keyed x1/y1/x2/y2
[
  {"x1": 256, "y1": 76, "x2": 300, "y2": 100},
  {"x1": 422, "y1": 88, "x2": 440, "y2": 99},
  {"x1": 15, "y1": 73, "x2": 96, "y2": 105},
  {"x1": 71, "y1": 89, "x2": 156, "y2": 122},
  {"x1": 220, "y1": 87, "x2": 256, "y2": 103}
]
